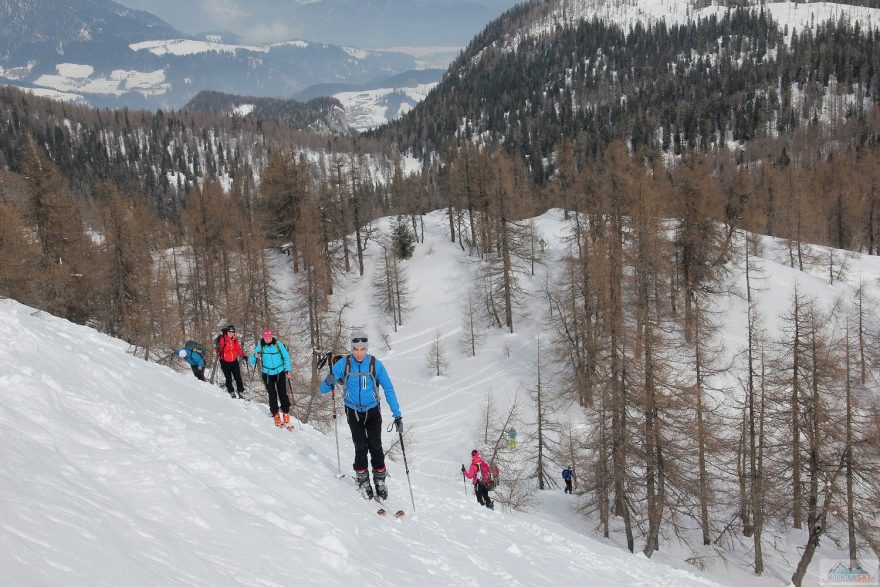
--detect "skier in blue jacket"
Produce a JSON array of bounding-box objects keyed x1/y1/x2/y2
[
  {"x1": 176, "y1": 347, "x2": 206, "y2": 381},
  {"x1": 249, "y1": 327, "x2": 292, "y2": 426},
  {"x1": 319, "y1": 331, "x2": 402, "y2": 500}
]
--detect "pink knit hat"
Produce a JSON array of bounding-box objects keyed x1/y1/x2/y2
[{"x1": 262, "y1": 327, "x2": 273, "y2": 340}]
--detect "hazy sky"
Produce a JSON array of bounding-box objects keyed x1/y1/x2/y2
[{"x1": 115, "y1": 0, "x2": 524, "y2": 48}]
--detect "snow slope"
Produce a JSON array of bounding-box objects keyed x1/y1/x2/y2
[
  {"x1": 334, "y1": 82, "x2": 438, "y2": 131},
  {"x1": 0, "y1": 309, "x2": 717, "y2": 583},
  {"x1": 4, "y1": 209, "x2": 879, "y2": 585}
]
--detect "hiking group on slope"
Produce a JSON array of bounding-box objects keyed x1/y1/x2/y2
[{"x1": 175, "y1": 328, "x2": 508, "y2": 509}]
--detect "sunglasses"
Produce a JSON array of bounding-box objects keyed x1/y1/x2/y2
[{"x1": 352, "y1": 338, "x2": 368, "y2": 344}]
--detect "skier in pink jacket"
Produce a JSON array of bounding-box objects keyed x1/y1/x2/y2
[{"x1": 461, "y1": 449, "x2": 494, "y2": 510}]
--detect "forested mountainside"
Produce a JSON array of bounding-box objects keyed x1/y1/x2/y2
[
  {"x1": 0, "y1": 86, "x2": 403, "y2": 218},
  {"x1": 184, "y1": 91, "x2": 350, "y2": 135},
  {"x1": 379, "y1": 3, "x2": 880, "y2": 180},
  {"x1": 0, "y1": 0, "x2": 180, "y2": 50}
]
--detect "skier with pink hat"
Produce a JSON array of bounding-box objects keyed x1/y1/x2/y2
[
  {"x1": 461, "y1": 449, "x2": 495, "y2": 510},
  {"x1": 248, "y1": 327, "x2": 292, "y2": 427}
]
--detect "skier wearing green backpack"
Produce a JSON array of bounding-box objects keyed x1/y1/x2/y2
[{"x1": 175, "y1": 341, "x2": 206, "y2": 381}]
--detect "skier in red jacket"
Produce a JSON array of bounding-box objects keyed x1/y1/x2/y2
[{"x1": 216, "y1": 324, "x2": 245, "y2": 398}]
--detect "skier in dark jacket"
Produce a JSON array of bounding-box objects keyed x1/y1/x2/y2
[
  {"x1": 562, "y1": 466, "x2": 574, "y2": 494},
  {"x1": 176, "y1": 347, "x2": 206, "y2": 381},
  {"x1": 319, "y1": 331, "x2": 402, "y2": 500},
  {"x1": 216, "y1": 325, "x2": 245, "y2": 398}
]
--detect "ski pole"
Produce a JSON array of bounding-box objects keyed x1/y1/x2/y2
[
  {"x1": 331, "y1": 386, "x2": 342, "y2": 477},
  {"x1": 397, "y1": 427, "x2": 416, "y2": 512},
  {"x1": 318, "y1": 351, "x2": 343, "y2": 478},
  {"x1": 462, "y1": 470, "x2": 468, "y2": 496}
]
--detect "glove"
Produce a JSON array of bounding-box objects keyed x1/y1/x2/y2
[
  {"x1": 393, "y1": 417, "x2": 402, "y2": 432},
  {"x1": 461, "y1": 464, "x2": 466, "y2": 473}
]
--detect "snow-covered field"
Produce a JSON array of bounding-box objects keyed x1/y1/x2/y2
[
  {"x1": 2, "y1": 209, "x2": 879, "y2": 585},
  {"x1": 334, "y1": 82, "x2": 439, "y2": 131},
  {"x1": 32, "y1": 63, "x2": 169, "y2": 97}
]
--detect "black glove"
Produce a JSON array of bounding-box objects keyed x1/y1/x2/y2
[
  {"x1": 461, "y1": 464, "x2": 466, "y2": 473},
  {"x1": 393, "y1": 417, "x2": 403, "y2": 432}
]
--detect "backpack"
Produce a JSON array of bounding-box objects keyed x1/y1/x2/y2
[
  {"x1": 185, "y1": 340, "x2": 206, "y2": 357},
  {"x1": 214, "y1": 328, "x2": 228, "y2": 355},
  {"x1": 479, "y1": 460, "x2": 498, "y2": 491}
]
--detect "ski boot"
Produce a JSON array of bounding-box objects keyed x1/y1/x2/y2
[
  {"x1": 373, "y1": 468, "x2": 388, "y2": 500},
  {"x1": 356, "y1": 469, "x2": 373, "y2": 500},
  {"x1": 273, "y1": 413, "x2": 282, "y2": 427}
]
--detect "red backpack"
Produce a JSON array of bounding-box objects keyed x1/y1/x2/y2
[{"x1": 478, "y1": 459, "x2": 498, "y2": 491}]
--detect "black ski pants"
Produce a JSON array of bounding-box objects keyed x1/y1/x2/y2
[
  {"x1": 564, "y1": 479, "x2": 573, "y2": 494},
  {"x1": 220, "y1": 359, "x2": 244, "y2": 397},
  {"x1": 191, "y1": 365, "x2": 206, "y2": 381},
  {"x1": 475, "y1": 482, "x2": 493, "y2": 508},
  {"x1": 261, "y1": 372, "x2": 290, "y2": 415},
  {"x1": 346, "y1": 406, "x2": 385, "y2": 472}
]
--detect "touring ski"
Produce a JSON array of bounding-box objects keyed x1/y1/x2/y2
[{"x1": 373, "y1": 496, "x2": 405, "y2": 518}]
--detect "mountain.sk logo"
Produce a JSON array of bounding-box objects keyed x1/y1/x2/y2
[{"x1": 820, "y1": 558, "x2": 878, "y2": 585}]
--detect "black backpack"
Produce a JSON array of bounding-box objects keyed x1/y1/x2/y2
[
  {"x1": 342, "y1": 354, "x2": 377, "y2": 388},
  {"x1": 214, "y1": 328, "x2": 228, "y2": 354},
  {"x1": 337, "y1": 354, "x2": 380, "y2": 409}
]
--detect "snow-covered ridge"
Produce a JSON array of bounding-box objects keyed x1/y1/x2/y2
[
  {"x1": 519, "y1": 1, "x2": 880, "y2": 46},
  {"x1": 129, "y1": 38, "x2": 383, "y2": 59},
  {"x1": 129, "y1": 39, "x2": 272, "y2": 56}
]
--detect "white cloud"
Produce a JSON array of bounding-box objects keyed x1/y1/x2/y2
[{"x1": 240, "y1": 22, "x2": 303, "y2": 45}]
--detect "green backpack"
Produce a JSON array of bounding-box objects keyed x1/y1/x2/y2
[{"x1": 185, "y1": 340, "x2": 206, "y2": 357}]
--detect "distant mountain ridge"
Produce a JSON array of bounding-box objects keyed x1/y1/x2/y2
[
  {"x1": 0, "y1": 0, "x2": 417, "y2": 110},
  {"x1": 115, "y1": 0, "x2": 522, "y2": 50}
]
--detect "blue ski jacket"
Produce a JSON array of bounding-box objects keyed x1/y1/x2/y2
[
  {"x1": 248, "y1": 339, "x2": 291, "y2": 375},
  {"x1": 319, "y1": 354, "x2": 401, "y2": 418},
  {"x1": 177, "y1": 348, "x2": 205, "y2": 368}
]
